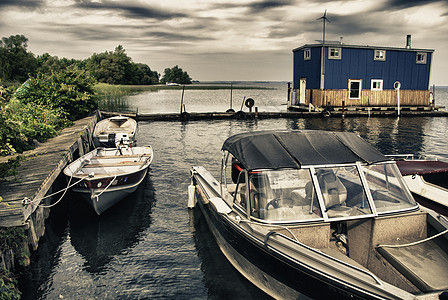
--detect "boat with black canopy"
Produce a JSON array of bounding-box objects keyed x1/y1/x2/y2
[{"x1": 190, "y1": 130, "x2": 448, "y2": 299}]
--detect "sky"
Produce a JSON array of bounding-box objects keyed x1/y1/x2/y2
[{"x1": 1, "y1": 0, "x2": 447, "y2": 84}]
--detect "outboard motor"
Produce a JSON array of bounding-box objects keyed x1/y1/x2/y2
[
  {"x1": 107, "y1": 133, "x2": 116, "y2": 146},
  {"x1": 115, "y1": 133, "x2": 130, "y2": 148}
]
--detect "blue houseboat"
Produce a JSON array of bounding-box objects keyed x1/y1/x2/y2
[{"x1": 290, "y1": 35, "x2": 434, "y2": 110}]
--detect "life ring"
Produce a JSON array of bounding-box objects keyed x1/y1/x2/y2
[
  {"x1": 245, "y1": 98, "x2": 255, "y2": 108},
  {"x1": 235, "y1": 111, "x2": 246, "y2": 119}
]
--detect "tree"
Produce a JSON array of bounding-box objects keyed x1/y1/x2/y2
[
  {"x1": 85, "y1": 45, "x2": 159, "y2": 85},
  {"x1": 15, "y1": 67, "x2": 98, "y2": 121},
  {"x1": 0, "y1": 35, "x2": 37, "y2": 84},
  {"x1": 160, "y1": 65, "x2": 192, "y2": 84},
  {"x1": 36, "y1": 53, "x2": 82, "y2": 75},
  {"x1": 134, "y1": 63, "x2": 159, "y2": 85}
]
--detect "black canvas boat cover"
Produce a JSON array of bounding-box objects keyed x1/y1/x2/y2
[{"x1": 222, "y1": 130, "x2": 389, "y2": 171}]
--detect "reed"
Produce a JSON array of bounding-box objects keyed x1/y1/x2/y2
[{"x1": 94, "y1": 83, "x2": 273, "y2": 97}]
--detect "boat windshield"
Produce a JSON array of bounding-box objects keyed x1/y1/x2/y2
[
  {"x1": 362, "y1": 162, "x2": 417, "y2": 213},
  {"x1": 315, "y1": 166, "x2": 373, "y2": 219},
  {"x1": 246, "y1": 169, "x2": 323, "y2": 222},
  {"x1": 227, "y1": 159, "x2": 417, "y2": 222}
]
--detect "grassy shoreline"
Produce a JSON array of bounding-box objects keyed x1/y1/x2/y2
[{"x1": 94, "y1": 82, "x2": 274, "y2": 97}]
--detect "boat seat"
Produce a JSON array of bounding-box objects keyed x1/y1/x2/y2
[
  {"x1": 83, "y1": 162, "x2": 143, "y2": 168},
  {"x1": 377, "y1": 239, "x2": 448, "y2": 292},
  {"x1": 317, "y1": 169, "x2": 353, "y2": 217}
]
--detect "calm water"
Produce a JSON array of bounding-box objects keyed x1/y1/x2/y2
[{"x1": 22, "y1": 84, "x2": 448, "y2": 299}]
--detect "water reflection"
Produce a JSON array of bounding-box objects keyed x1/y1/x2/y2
[
  {"x1": 191, "y1": 208, "x2": 274, "y2": 300},
  {"x1": 69, "y1": 175, "x2": 156, "y2": 273},
  {"x1": 286, "y1": 116, "x2": 428, "y2": 155}
]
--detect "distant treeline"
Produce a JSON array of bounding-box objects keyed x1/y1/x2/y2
[{"x1": 0, "y1": 34, "x2": 192, "y2": 86}]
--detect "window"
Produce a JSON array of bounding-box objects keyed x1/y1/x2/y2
[
  {"x1": 304, "y1": 49, "x2": 311, "y2": 60},
  {"x1": 374, "y1": 50, "x2": 386, "y2": 61},
  {"x1": 349, "y1": 80, "x2": 362, "y2": 99},
  {"x1": 371, "y1": 79, "x2": 383, "y2": 91},
  {"x1": 416, "y1": 52, "x2": 427, "y2": 64},
  {"x1": 328, "y1": 47, "x2": 341, "y2": 59}
]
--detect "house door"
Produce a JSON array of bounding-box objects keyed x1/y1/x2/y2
[
  {"x1": 349, "y1": 79, "x2": 362, "y2": 99},
  {"x1": 299, "y1": 78, "x2": 306, "y2": 105}
]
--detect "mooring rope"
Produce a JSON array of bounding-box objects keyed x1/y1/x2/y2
[
  {"x1": 94, "y1": 175, "x2": 117, "y2": 202},
  {"x1": 23, "y1": 173, "x2": 90, "y2": 208}
]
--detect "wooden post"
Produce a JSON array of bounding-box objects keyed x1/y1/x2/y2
[{"x1": 180, "y1": 85, "x2": 185, "y2": 114}]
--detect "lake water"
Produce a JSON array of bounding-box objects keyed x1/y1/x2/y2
[{"x1": 21, "y1": 83, "x2": 448, "y2": 299}]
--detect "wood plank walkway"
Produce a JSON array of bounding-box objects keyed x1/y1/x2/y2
[
  {"x1": 101, "y1": 107, "x2": 448, "y2": 121},
  {"x1": 0, "y1": 115, "x2": 98, "y2": 248}
]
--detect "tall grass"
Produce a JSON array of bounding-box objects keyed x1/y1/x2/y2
[{"x1": 94, "y1": 83, "x2": 274, "y2": 112}]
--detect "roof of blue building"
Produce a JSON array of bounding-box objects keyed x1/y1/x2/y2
[{"x1": 293, "y1": 43, "x2": 434, "y2": 53}]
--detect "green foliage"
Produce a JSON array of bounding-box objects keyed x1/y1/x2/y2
[
  {"x1": 15, "y1": 68, "x2": 98, "y2": 121},
  {"x1": 0, "y1": 268, "x2": 21, "y2": 300},
  {"x1": 160, "y1": 65, "x2": 192, "y2": 84},
  {"x1": 85, "y1": 45, "x2": 159, "y2": 85},
  {"x1": 36, "y1": 53, "x2": 82, "y2": 74},
  {"x1": 0, "y1": 157, "x2": 21, "y2": 181},
  {"x1": 0, "y1": 227, "x2": 28, "y2": 300},
  {"x1": 0, "y1": 35, "x2": 37, "y2": 84}
]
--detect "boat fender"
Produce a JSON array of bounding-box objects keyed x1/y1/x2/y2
[
  {"x1": 188, "y1": 185, "x2": 196, "y2": 208},
  {"x1": 322, "y1": 109, "x2": 331, "y2": 118},
  {"x1": 180, "y1": 112, "x2": 190, "y2": 121},
  {"x1": 235, "y1": 111, "x2": 246, "y2": 119}
]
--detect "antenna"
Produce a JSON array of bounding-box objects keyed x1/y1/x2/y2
[{"x1": 317, "y1": 10, "x2": 330, "y2": 44}]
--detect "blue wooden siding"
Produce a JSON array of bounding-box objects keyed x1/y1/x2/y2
[
  {"x1": 293, "y1": 45, "x2": 432, "y2": 91},
  {"x1": 293, "y1": 47, "x2": 321, "y2": 89}
]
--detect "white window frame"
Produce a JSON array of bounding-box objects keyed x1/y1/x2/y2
[
  {"x1": 304, "y1": 49, "x2": 311, "y2": 60},
  {"x1": 328, "y1": 47, "x2": 341, "y2": 60},
  {"x1": 374, "y1": 50, "x2": 386, "y2": 61},
  {"x1": 416, "y1": 52, "x2": 427, "y2": 64},
  {"x1": 349, "y1": 79, "x2": 362, "y2": 99},
  {"x1": 371, "y1": 79, "x2": 383, "y2": 91}
]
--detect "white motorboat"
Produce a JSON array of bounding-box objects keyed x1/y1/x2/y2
[
  {"x1": 190, "y1": 130, "x2": 448, "y2": 299},
  {"x1": 64, "y1": 145, "x2": 153, "y2": 215},
  {"x1": 93, "y1": 115, "x2": 138, "y2": 148},
  {"x1": 388, "y1": 154, "x2": 448, "y2": 216}
]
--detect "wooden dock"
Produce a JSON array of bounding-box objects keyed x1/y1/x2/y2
[
  {"x1": 102, "y1": 106, "x2": 448, "y2": 121},
  {"x1": 0, "y1": 114, "x2": 98, "y2": 250}
]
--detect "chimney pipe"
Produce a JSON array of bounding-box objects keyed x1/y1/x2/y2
[{"x1": 406, "y1": 35, "x2": 411, "y2": 49}]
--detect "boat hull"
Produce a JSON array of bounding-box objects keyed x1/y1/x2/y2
[
  {"x1": 72, "y1": 168, "x2": 148, "y2": 215},
  {"x1": 64, "y1": 146, "x2": 153, "y2": 215}
]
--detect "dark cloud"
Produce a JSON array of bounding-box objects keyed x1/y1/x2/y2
[
  {"x1": 73, "y1": 0, "x2": 187, "y2": 20},
  {"x1": 324, "y1": 13, "x2": 384, "y2": 36},
  {"x1": 248, "y1": 0, "x2": 295, "y2": 13},
  {"x1": 0, "y1": 0, "x2": 43, "y2": 9},
  {"x1": 210, "y1": 0, "x2": 294, "y2": 13},
  {"x1": 142, "y1": 31, "x2": 214, "y2": 42},
  {"x1": 378, "y1": 0, "x2": 448, "y2": 11}
]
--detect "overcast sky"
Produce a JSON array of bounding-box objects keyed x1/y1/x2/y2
[{"x1": 1, "y1": 0, "x2": 447, "y2": 84}]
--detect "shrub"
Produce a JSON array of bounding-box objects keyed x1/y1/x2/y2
[{"x1": 15, "y1": 67, "x2": 98, "y2": 121}]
